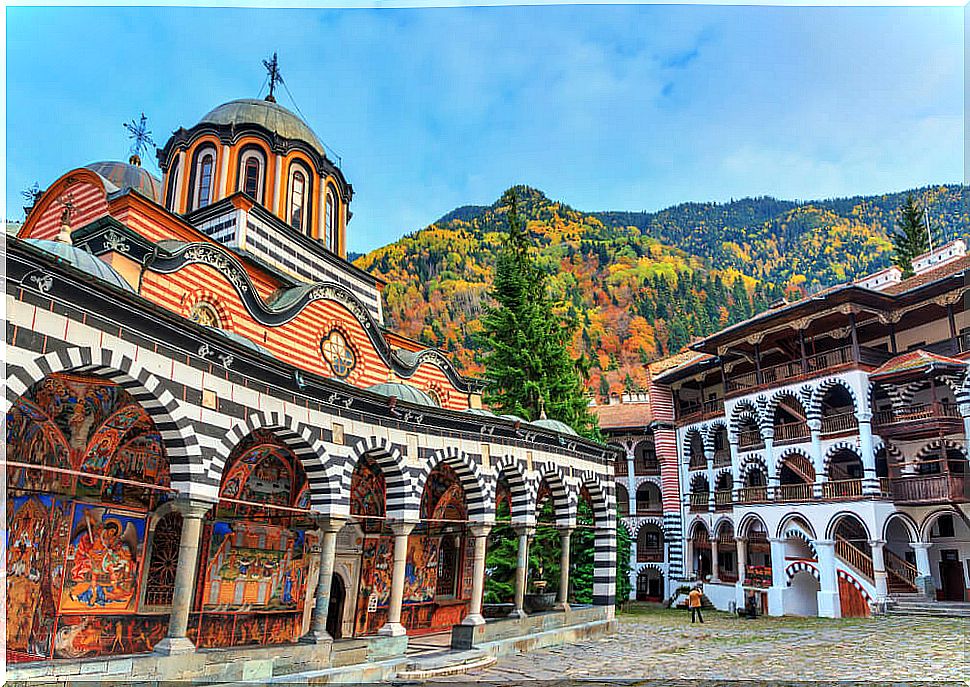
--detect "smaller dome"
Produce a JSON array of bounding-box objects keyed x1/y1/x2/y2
[
  {"x1": 368, "y1": 382, "x2": 438, "y2": 407},
  {"x1": 531, "y1": 418, "x2": 579, "y2": 436},
  {"x1": 25, "y1": 239, "x2": 134, "y2": 292},
  {"x1": 202, "y1": 326, "x2": 272, "y2": 357},
  {"x1": 85, "y1": 161, "x2": 163, "y2": 204},
  {"x1": 499, "y1": 414, "x2": 528, "y2": 424},
  {"x1": 464, "y1": 408, "x2": 496, "y2": 417}
]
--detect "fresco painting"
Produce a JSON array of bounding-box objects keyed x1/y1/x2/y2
[
  {"x1": 354, "y1": 536, "x2": 393, "y2": 635},
  {"x1": 404, "y1": 535, "x2": 440, "y2": 604},
  {"x1": 53, "y1": 615, "x2": 169, "y2": 659}
]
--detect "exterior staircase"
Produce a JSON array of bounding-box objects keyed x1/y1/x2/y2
[
  {"x1": 885, "y1": 594, "x2": 970, "y2": 618},
  {"x1": 395, "y1": 649, "x2": 496, "y2": 679}
]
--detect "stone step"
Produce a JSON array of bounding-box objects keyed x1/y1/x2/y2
[{"x1": 395, "y1": 649, "x2": 496, "y2": 680}]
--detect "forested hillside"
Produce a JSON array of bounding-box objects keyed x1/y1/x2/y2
[{"x1": 355, "y1": 184, "x2": 969, "y2": 396}]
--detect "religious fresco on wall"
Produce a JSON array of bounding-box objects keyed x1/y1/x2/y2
[
  {"x1": 53, "y1": 615, "x2": 168, "y2": 659},
  {"x1": 59, "y1": 504, "x2": 146, "y2": 613},
  {"x1": 193, "y1": 431, "x2": 317, "y2": 648},
  {"x1": 6, "y1": 374, "x2": 172, "y2": 663},
  {"x1": 461, "y1": 535, "x2": 475, "y2": 599},
  {"x1": 6, "y1": 374, "x2": 170, "y2": 509},
  {"x1": 350, "y1": 453, "x2": 386, "y2": 534},
  {"x1": 354, "y1": 536, "x2": 393, "y2": 635},
  {"x1": 404, "y1": 535, "x2": 440, "y2": 604},
  {"x1": 420, "y1": 463, "x2": 467, "y2": 522}
]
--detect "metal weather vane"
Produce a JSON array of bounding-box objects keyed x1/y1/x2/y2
[
  {"x1": 262, "y1": 52, "x2": 284, "y2": 102},
  {"x1": 21, "y1": 182, "x2": 42, "y2": 205},
  {"x1": 123, "y1": 113, "x2": 154, "y2": 166}
]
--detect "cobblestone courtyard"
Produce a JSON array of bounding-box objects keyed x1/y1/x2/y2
[{"x1": 424, "y1": 605, "x2": 969, "y2": 683}]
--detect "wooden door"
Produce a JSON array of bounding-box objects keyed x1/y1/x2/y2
[
  {"x1": 838, "y1": 577, "x2": 870, "y2": 617},
  {"x1": 939, "y1": 550, "x2": 965, "y2": 601}
]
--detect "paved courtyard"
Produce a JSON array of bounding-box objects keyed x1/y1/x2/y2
[{"x1": 422, "y1": 605, "x2": 969, "y2": 683}]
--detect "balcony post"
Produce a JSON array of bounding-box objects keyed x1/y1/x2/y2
[
  {"x1": 625, "y1": 445, "x2": 637, "y2": 516},
  {"x1": 555, "y1": 526, "x2": 574, "y2": 610},
  {"x1": 888, "y1": 321, "x2": 898, "y2": 355},
  {"x1": 808, "y1": 418, "x2": 825, "y2": 497},
  {"x1": 869, "y1": 539, "x2": 889, "y2": 600},
  {"x1": 947, "y1": 303, "x2": 959, "y2": 355},
  {"x1": 685, "y1": 537, "x2": 695, "y2": 578},
  {"x1": 753, "y1": 342, "x2": 763, "y2": 385},
  {"x1": 710, "y1": 537, "x2": 721, "y2": 583},
  {"x1": 857, "y1": 412, "x2": 879, "y2": 495},
  {"x1": 815, "y1": 539, "x2": 840, "y2": 618},
  {"x1": 763, "y1": 429, "x2": 776, "y2": 499},
  {"x1": 848, "y1": 311, "x2": 861, "y2": 363},
  {"x1": 798, "y1": 327, "x2": 809, "y2": 375},
  {"x1": 911, "y1": 542, "x2": 936, "y2": 598},
  {"x1": 766, "y1": 537, "x2": 787, "y2": 616}
]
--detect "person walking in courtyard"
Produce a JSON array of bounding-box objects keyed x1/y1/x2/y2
[{"x1": 688, "y1": 586, "x2": 704, "y2": 623}]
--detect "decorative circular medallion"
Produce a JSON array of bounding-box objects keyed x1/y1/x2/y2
[{"x1": 321, "y1": 329, "x2": 356, "y2": 378}]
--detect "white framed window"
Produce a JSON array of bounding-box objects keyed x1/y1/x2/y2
[
  {"x1": 325, "y1": 187, "x2": 336, "y2": 250},
  {"x1": 192, "y1": 147, "x2": 216, "y2": 210},
  {"x1": 287, "y1": 162, "x2": 313, "y2": 234},
  {"x1": 237, "y1": 147, "x2": 266, "y2": 203}
]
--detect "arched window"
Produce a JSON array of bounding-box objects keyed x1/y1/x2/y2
[
  {"x1": 237, "y1": 147, "x2": 266, "y2": 204},
  {"x1": 189, "y1": 146, "x2": 216, "y2": 211},
  {"x1": 287, "y1": 163, "x2": 313, "y2": 234},
  {"x1": 324, "y1": 187, "x2": 337, "y2": 251},
  {"x1": 165, "y1": 156, "x2": 180, "y2": 211},
  {"x1": 143, "y1": 511, "x2": 183, "y2": 607}
]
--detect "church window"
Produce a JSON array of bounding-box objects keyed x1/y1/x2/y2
[
  {"x1": 194, "y1": 150, "x2": 215, "y2": 210},
  {"x1": 324, "y1": 187, "x2": 336, "y2": 251},
  {"x1": 237, "y1": 147, "x2": 266, "y2": 203},
  {"x1": 189, "y1": 301, "x2": 221, "y2": 328},
  {"x1": 288, "y1": 163, "x2": 313, "y2": 234},
  {"x1": 144, "y1": 511, "x2": 182, "y2": 606},
  {"x1": 321, "y1": 329, "x2": 356, "y2": 378}
]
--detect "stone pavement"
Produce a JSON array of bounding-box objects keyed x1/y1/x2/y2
[{"x1": 418, "y1": 605, "x2": 969, "y2": 683}]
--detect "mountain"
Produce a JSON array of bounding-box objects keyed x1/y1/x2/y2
[{"x1": 355, "y1": 184, "x2": 970, "y2": 396}]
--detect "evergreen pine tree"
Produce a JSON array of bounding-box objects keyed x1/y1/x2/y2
[
  {"x1": 478, "y1": 188, "x2": 599, "y2": 439},
  {"x1": 892, "y1": 194, "x2": 930, "y2": 277}
]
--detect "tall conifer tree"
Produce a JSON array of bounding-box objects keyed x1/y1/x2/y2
[
  {"x1": 892, "y1": 194, "x2": 930, "y2": 277},
  {"x1": 479, "y1": 188, "x2": 599, "y2": 439}
]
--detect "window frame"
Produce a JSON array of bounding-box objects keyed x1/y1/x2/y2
[
  {"x1": 287, "y1": 161, "x2": 314, "y2": 235},
  {"x1": 236, "y1": 145, "x2": 267, "y2": 205}
]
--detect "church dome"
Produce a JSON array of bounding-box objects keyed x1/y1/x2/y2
[
  {"x1": 531, "y1": 418, "x2": 579, "y2": 436},
  {"x1": 85, "y1": 161, "x2": 163, "y2": 204},
  {"x1": 24, "y1": 239, "x2": 135, "y2": 292},
  {"x1": 198, "y1": 99, "x2": 325, "y2": 156},
  {"x1": 367, "y1": 382, "x2": 438, "y2": 407}
]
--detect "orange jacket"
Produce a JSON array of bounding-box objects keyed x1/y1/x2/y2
[{"x1": 688, "y1": 589, "x2": 702, "y2": 608}]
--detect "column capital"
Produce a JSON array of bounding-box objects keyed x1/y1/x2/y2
[
  {"x1": 513, "y1": 524, "x2": 536, "y2": 537},
  {"x1": 314, "y1": 515, "x2": 348, "y2": 534},
  {"x1": 468, "y1": 522, "x2": 493, "y2": 538},
  {"x1": 735, "y1": 536, "x2": 748, "y2": 544},
  {"x1": 857, "y1": 412, "x2": 872, "y2": 423},
  {"x1": 867, "y1": 539, "x2": 886, "y2": 548},
  {"x1": 767, "y1": 536, "x2": 786, "y2": 545},
  {"x1": 815, "y1": 538, "x2": 836, "y2": 548},
  {"x1": 170, "y1": 497, "x2": 213, "y2": 520},
  {"x1": 388, "y1": 520, "x2": 418, "y2": 537},
  {"x1": 555, "y1": 524, "x2": 577, "y2": 535},
  {"x1": 911, "y1": 541, "x2": 933, "y2": 550}
]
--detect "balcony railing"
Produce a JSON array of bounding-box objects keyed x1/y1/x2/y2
[
  {"x1": 637, "y1": 549, "x2": 664, "y2": 563},
  {"x1": 714, "y1": 489, "x2": 734, "y2": 509},
  {"x1": 677, "y1": 398, "x2": 725, "y2": 424},
  {"x1": 713, "y1": 449, "x2": 732, "y2": 468},
  {"x1": 737, "y1": 486, "x2": 768, "y2": 503},
  {"x1": 634, "y1": 457, "x2": 661, "y2": 476},
  {"x1": 872, "y1": 401, "x2": 962, "y2": 427},
  {"x1": 615, "y1": 461, "x2": 628, "y2": 476},
  {"x1": 776, "y1": 482, "x2": 814, "y2": 501},
  {"x1": 822, "y1": 479, "x2": 863, "y2": 499},
  {"x1": 835, "y1": 535, "x2": 873, "y2": 583},
  {"x1": 738, "y1": 429, "x2": 764, "y2": 450},
  {"x1": 689, "y1": 492, "x2": 709, "y2": 512},
  {"x1": 773, "y1": 420, "x2": 811, "y2": 445},
  {"x1": 688, "y1": 453, "x2": 707, "y2": 470},
  {"x1": 726, "y1": 346, "x2": 892, "y2": 396},
  {"x1": 889, "y1": 474, "x2": 969, "y2": 504},
  {"x1": 821, "y1": 410, "x2": 857, "y2": 435},
  {"x1": 636, "y1": 502, "x2": 663, "y2": 516}
]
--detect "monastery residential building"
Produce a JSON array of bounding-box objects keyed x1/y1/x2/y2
[
  {"x1": 599, "y1": 242, "x2": 970, "y2": 617},
  {"x1": 5, "y1": 90, "x2": 617, "y2": 682}
]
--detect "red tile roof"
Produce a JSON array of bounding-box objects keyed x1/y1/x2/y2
[
  {"x1": 883, "y1": 254, "x2": 970, "y2": 294},
  {"x1": 869, "y1": 349, "x2": 967, "y2": 382},
  {"x1": 591, "y1": 402, "x2": 652, "y2": 430}
]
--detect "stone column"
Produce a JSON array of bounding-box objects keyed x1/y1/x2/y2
[
  {"x1": 684, "y1": 537, "x2": 695, "y2": 579},
  {"x1": 710, "y1": 537, "x2": 721, "y2": 583},
  {"x1": 858, "y1": 413, "x2": 879, "y2": 495},
  {"x1": 735, "y1": 537, "x2": 748, "y2": 608},
  {"x1": 766, "y1": 537, "x2": 786, "y2": 616},
  {"x1": 462, "y1": 524, "x2": 492, "y2": 626},
  {"x1": 378, "y1": 521, "x2": 416, "y2": 637},
  {"x1": 556, "y1": 526, "x2": 574, "y2": 610},
  {"x1": 870, "y1": 539, "x2": 888, "y2": 600},
  {"x1": 301, "y1": 516, "x2": 347, "y2": 643},
  {"x1": 815, "y1": 539, "x2": 840, "y2": 618},
  {"x1": 808, "y1": 419, "x2": 825, "y2": 497},
  {"x1": 510, "y1": 525, "x2": 535, "y2": 618},
  {"x1": 911, "y1": 542, "x2": 936, "y2": 598},
  {"x1": 155, "y1": 498, "x2": 213, "y2": 655}
]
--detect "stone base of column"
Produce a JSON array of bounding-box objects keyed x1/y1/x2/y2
[
  {"x1": 153, "y1": 637, "x2": 196, "y2": 656},
  {"x1": 507, "y1": 608, "x2": 528, "y2": 620},
  {"x1": 298, "y1": 629, "x2": 334, "y2": 644},
  {"x1": 554, "y1": 601, "x2": 570, "y2": 612},
  {"x1": 461, "y1": 613, "x2": 486, "y2": 626},
  {"x1": 915, "y1": 575, "x2": 937, "y2": 599},
  {"x1": 817, "y1": 590, "x2": 840, "y2": 618},
  {"x1": 378, "y1": 621, "x2": 408, "y2": 637}
]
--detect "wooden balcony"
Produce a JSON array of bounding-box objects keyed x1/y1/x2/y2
[
  {"x1": 737, "y1": 486, "x2": 768, "y2": 503},
  {"x1": 637, "y1": 549, "x2": 664, "y2": 563},
  {"x1": 633, "y1": 456, "x2": 661, "y2": 476},
  {"x1": 822, "y1": 479, "x2": 863, "y2": 499},
  {"x1": 689, "y1": 492, "x2": 709, "y2": 512},
  {"x1": 820, "y1": 410, "x2": 857, "y2": 436},
  {"x1": 636, "y1": 503, "x2": 663, "y2": 516},
  {"x1": 888, "y1": 474, "x2": 969, "y2": 504},
  {"x1": 776, "y1": 482, "x2": 814, "y2": 501},
  {"x1": 725, "y1": 346, "x2": 891, "y2": 398},
  {"x1": 713, "y1": 449, "x2": 732, "y2": 468},
  {"x1": 873, "y1": 402, "x2": 963, "y2": 440},
  {"x1": 688, "y1": 454, "x2": 707, "y2": 471},
  {"x1": 773, "y1": 420, "x2": 810, "y2": 446},
  {"x1": 677, "y1": 398, "x2": 725, "y2": 425},
  {"x1": 714, "y1": 489, "x2": 734, "y2": 510},
  {"x1": 738, "y1": 429, "x2": 764, "y2": 451}
]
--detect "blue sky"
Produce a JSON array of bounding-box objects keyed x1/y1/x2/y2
[{"x1": 6, "y1": 4, "x2": 964, "y2": 253}]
